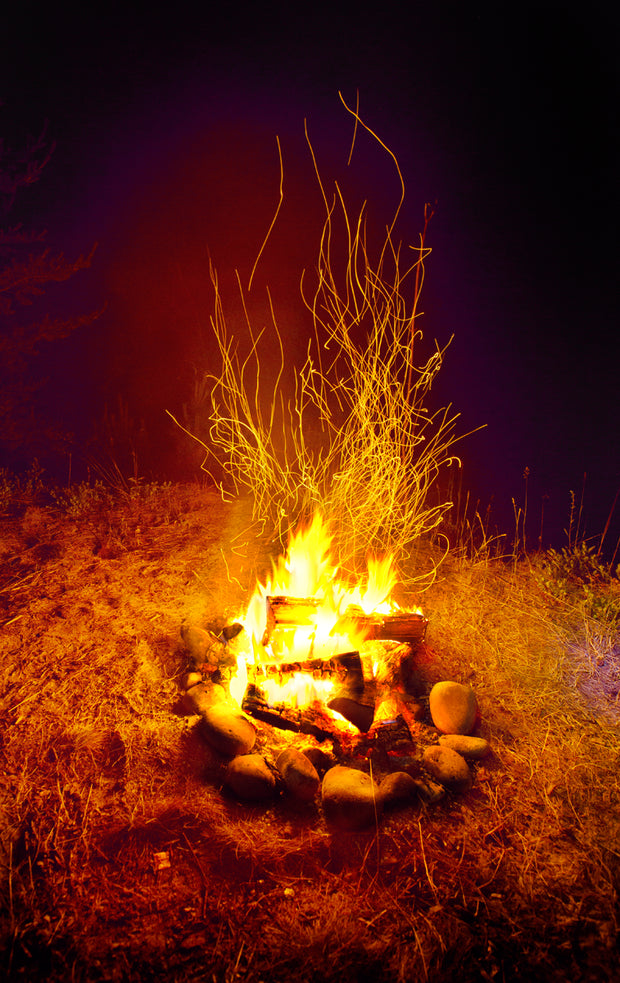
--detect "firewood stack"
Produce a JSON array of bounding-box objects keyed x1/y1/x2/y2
[{"x1": 242, "y1": 596, "x2": 429, "y2": 735}]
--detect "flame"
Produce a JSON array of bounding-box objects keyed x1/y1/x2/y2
[
  {"x1": 242, "y1": 513, "x2": 399, "y2": 653},
  {"x1": 270, "y1": 512, "x2": 335, "y2": 597},
  {"x1": 230, "y1": 512, "x2": 413, "y2": 713}
]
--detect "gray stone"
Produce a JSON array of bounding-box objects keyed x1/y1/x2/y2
[
  {"x1": 222, "y1": 626, "x2": 251, "y2": 665},
  {"x1": 181, "y1": 624, "x2": 225, "y2": 667},
  {"x1": 379, "y1": 771, "x2": 419, "y2": 809},
  {"x1": 276, "y1": 748, "x2": 320, "y2": 802},
  {"x1": 438, "y1": 735, "x2": 490, "y2": 759},
  {"x1": 429, "y1": 681, "x2": 478, "y2": 735},
  {"x1": 321, "y1": 765, "x2": 382, "y2": 830},
  {"x1": 412, "y1": 776, "x2": 446, "y2": 804},
  {"x1": 178, "y1": 681, "x2": 227, "y2": 717},
  {"x1": 423, "y1": 745, "x2": 472, "y2": 793},
  {"x1": 221, "y1": 622, "x2": 244, "y2": 642},
  {"x1": 225, "y1": 754, "x2": 277, "y2": 801},
  {"x1": 180, "y1": 682, "x2": 214, "y2": 715},
  {"x1": 299, "y1": 745, "x2": 336, "y2": 775},
  {"x1": 199, "y1": 704, "x2": 256, "y2": 757},
  {"x1": 180, "y1": 671, "x2": 203, "y2": 691}
]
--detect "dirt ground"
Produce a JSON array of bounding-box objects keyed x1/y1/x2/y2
[{"x1": 1, "y1": 483, "x2": 619, "y2": 981}]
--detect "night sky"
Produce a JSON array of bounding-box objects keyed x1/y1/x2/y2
[{"x1": 2, "y1": 3, "x2": 618, "y2": 553}]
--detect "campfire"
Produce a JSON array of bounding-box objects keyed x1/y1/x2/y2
[
  {"x1": 223, "y1": 513, "x2": 428, "y2": 737},
  {"x1": 180, "y1": 511, "x2": 485, "y2": 823},
  {"x1": 173, "y1": 104, "x2": 488, "y2": 818}
]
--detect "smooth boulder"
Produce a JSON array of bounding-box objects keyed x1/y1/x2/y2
[
  {"x1": 181, "y1": 681, "x2": 225, "y2": 716},
  {"x1": 225, "y1": 754, "x2": 277, "y2": 801},
  {"x1": 380, "y1": 771, "x2": 419, "y2": 809},
  {"x1": 438, "y1": 734, "x2": 490, "y2": 759},
  {"x1": 300, "y1": 745, "x2": 336, "y2": 776},
  {"x1": 322, "y1": 765, "x2": 382, "y2": 830},
  {"x1": 423, "y1": 745, "x2": 472, "y2": 793},
  {"x1": 429, "y1": 681, "x2": 478, "y2": 735},
  {"x1": 199, "y1": 704, "x2": 256, "y2": 757},
  {"x1": 181, "y1": 624, "x2": 226, "y2": 667},
  {"x1": 276, "y1": 748, "x2": 320, "y2": 802}
]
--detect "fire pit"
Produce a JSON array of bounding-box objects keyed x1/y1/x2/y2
[{"x1": 178, "y1": 512, "x2": 488, "y2": 824}]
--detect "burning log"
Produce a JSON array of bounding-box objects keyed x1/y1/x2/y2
[
  {"x1": 241, "y1": 684, "x2": 342, "y2": 743},
  {"x1": 362, "y1": 714, "x2": 417, "y2": 759},
  {"x1": 263, "y1": 596, "x2": 427, "y2": 645},
  {"x1": 247, "y1": 650, "x2": 364, "y2": 693},
  {"x1": 263, "y1": 597, "x2": 322, "y2": 640},
  {"x1": 245, "y1": 650, "x2": 375, "y2": 733},
  {"x1": 326, "y1": 695, "x2": 374, "y2": 733},
  {"x1": 334, "y1": 606, "x2": 428, "y2": 644}
]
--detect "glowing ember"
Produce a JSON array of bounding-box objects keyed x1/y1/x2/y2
[{"x1": 228, "y1": 513, "x2": 423, "y2": 714}]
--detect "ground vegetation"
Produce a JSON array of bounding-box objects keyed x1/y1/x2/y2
[{"x1": 1, "y1": 477, "x2": 619, "y2": 982}]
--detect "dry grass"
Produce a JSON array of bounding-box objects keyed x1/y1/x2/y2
[{"x1": 1, "y1": 481, "x2": 619, "y2": 981}]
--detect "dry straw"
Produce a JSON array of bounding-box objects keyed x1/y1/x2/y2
[{"x1": 2, "y1": 483, "x2": 620, "y2": 981}]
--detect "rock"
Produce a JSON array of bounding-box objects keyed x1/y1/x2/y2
[
  {"x1": 180, "y1": 671, "x2": 203, "y2": 691},
  {"x1": 412, "y1": 776, "x2": 446, "y2": 804},
  {"x1": 321, "y1": 765, "x2": 382, "y2": 830},
  {"x1": 222, "y1": 626, "x2": 251, "y2": 664},
  {"x1": 380, "y1": 771, "x2": 419, "y2": 809},
  {"x1": 438, "y1": 735, "x2": 490, "y2": 759},
  {"x1": 422, "y1": 745, "x2": 472, "y2": 793},
  {"x1": 180, "y1": 624, "x2": 226, "y2": 667},
  {"x1": 300, "y1": 745, "x2": 336, "y2": 775},
  {"x1": 276, "y1": 748, "x2": 320, "y2": 801},
  {"x1": 429, "y1": 681, "x2": 478, "y2": 735},
  {"x1": 180, "y1": 682, "x2": 215, "y2": 715},
  {"x1": 225, "y1": 754, "x2": 277, "y2": 801},
  {"x1": 199, "y1": 704, "x2": 256, "y2": 757}
]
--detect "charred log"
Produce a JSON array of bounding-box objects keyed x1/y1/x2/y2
[
  {"x1": 263, "y1": 596, "x2": 427, "y2": 645},
  {"x1": 334, "y1": 607, "x2": 428, "y2": 644},
  {"x1": 247, "y1": 650, "x2": 364, "y2": 694},
  {"x1": 327, "y1": 695, "x2": 374, "y2": 733},
  {"x1": 241, "y1": 684, "x2": 341, "y2": 742}
]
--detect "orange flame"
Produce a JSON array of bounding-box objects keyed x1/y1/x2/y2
[
  {"x1": 230, "y1": 513, "x2": 411, "y2": 712},
  {"x1": 240, "y1": 514, "x2": 399, "y2": 660}
]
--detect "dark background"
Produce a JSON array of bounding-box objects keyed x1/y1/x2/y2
[{"x1": 1, "y1": 2, "x2": 618, "y2": 553}]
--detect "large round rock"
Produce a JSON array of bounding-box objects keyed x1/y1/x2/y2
[
  {"x1": 225, "y1": 754, "x2": 277, "y2": 802},
  {"x1": 276, "y1": 748, "x2": 320, "y2": 802},
  {"x1": 199, "y1": 704, "x2": 256, "y2": 757},
  {"x1": 429, "y1": 681, "x2": 478, "y2": 735},
  {"x1": 181, "y1": 681, "x2": 225, "y2": 716},
  {"x1": 423, "y1": 745, "x2": 472, "y2": 793},
  {"x1": 181, "y1": 624, "x2": 226, "y2": 667},
  {"x1": 322, "y1": 765, "x2": 382, "y2": 830}
]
